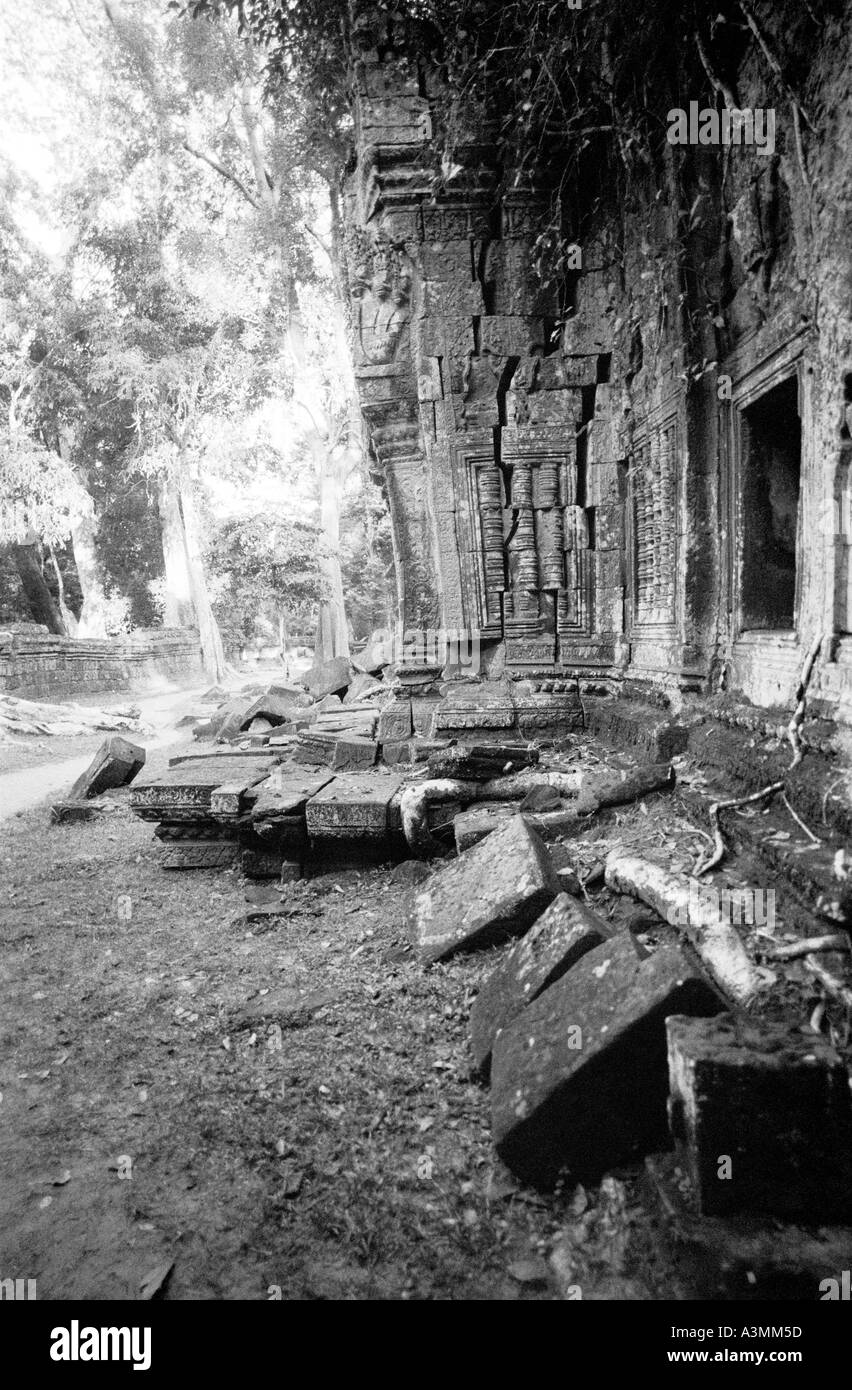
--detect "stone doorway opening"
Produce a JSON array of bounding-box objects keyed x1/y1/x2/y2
[{"x1": 739, "y1": 374, "x2": 802, "y2": 632}]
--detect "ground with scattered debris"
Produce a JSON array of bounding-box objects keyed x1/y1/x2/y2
[{"x1": 1, "y1": 713, "x2": 848, "y2": 1300}]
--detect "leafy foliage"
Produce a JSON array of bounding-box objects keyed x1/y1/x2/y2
[{"x1": 205, "y1": 508, "x2": 322, "y2": 647}]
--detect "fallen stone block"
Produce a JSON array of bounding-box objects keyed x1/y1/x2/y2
[
  {"x1": 344, "y1": 672, "x2": 383, "y2": 703},
  {"x1": 69, "y1": 735, "x2": 146, "y2": 800},
  {"x1": 302, "y1": 656, "x2": 351, "y2": 700},
  {"x1": 491, "y1": 938, "x2": 724, "y2": 1186},
  {"x1": 212, "y1": 700, "x2": 256, "y2": 743},
  {"x1": 293, "y1": 730, "x2": 339, "y2": 766},
  {"x1": 430, "y1": 693, "x2": 515, "y2": 734},
  {"x1": 161, "y1": 840, "x2": 240, "y2": 869},
  {"x1": 378, "y1": 699, "x2": 413, "y2": 741},
  {"x1": 470, "y1": 893, "x2": 611, "y2": 1076},
  {"x1": 584, "y1": 698, "x2": 689, "y2": 763},
  {"x1": 381, "y1": 739, "x2": 415, "y2": 766},
  {"x1": 332, "y1": 735, "x2": 378, "y2": 772},
  {"x1": 666, "y1": 1013, "x2": 852, "y2": 1221},
  {"x1": 353, "y1": 631, "x2": 392, "y2": 675},
  {"x1": 314, "y1": 693, "x2": 344, "y2": 712},
  {"x1": 50, "y1": 799, "x2": 108, "y2": 825},
  {"x1": 131, "y1": 754, "x2": 274, "y2": 821},
  {"x1": 453, "y1": 803, "x2": 517, "y2": 853},
  {"x1": 427, "y1": 742, "x2": 539, "y2": 781},
  {"x1": 239, "y1": 690, "x2": 304, "y2": 729},
  {"x1": 410, "y1": 815, "x2": 561, "y2": 965},
  {"x1": 514, "y1": 692, "x2": 583, "y2": 737},
  {"x1": 306, "y1": 772, "x2": 404, "y2": 847},
  {"x1": 316, "y1": 710, "x2": 377, "y2": 737},
  {"x1": 642, "y1": 1152, "x2": 852, "y2": 1300}
]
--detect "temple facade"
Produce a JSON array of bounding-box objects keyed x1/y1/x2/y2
[{"x1": 339, "y1": 3, "x2": 852, "y2": 747}]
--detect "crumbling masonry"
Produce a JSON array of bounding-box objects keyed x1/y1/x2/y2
[{"x1": 339, "y1": 3, "x2": 852, "y2": 769}]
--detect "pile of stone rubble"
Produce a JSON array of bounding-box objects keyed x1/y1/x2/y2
[
  {"x1": 408, "y1": 812, "x2": 852, "y2": 1286},
  {"x1": 57, "y1": 662, "x2": 852, "y2": 1287}
]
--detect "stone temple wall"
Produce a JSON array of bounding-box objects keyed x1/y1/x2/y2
[
  {"x1": 0, "y1": 627, "x2": 204, "y2": 701},
  {"x1": 339, "y1": 1, "x2": 852, "y2": 735}
]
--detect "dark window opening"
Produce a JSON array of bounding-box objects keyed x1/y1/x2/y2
[{"x1": 740, "y1": 375, "x2": 801, "y2": 631}]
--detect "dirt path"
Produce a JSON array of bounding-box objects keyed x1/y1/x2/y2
[{"x1": 0, "y1": 687, "x2": 205, "y2": 819}]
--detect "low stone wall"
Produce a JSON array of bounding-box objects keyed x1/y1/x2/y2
[{"x1": 0, "y1": 628, "x2": 204, "y2": 701}]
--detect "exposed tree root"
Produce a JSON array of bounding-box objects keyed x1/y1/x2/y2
[
  {"x1": 400, "y1": 762, "x2": 676, "y2": 854},
  {"x1": 694, "y1": 633, "x2": 826, "y2": 875},
  {"x1": 767, "y1": 934, "x2": 849, "y2": 962},
  {"x1": 804, "y1": 954, "x2": 852, "y2": 1013},
  {"x1": 604, "y1": 852, "x2": 763, "y2": 1005}
]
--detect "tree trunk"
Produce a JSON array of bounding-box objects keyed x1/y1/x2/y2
[
  {"x1": 70, "y1": 507, "x2": 110, "y2": 637},
  {"x1": 48, "y1": 547, "x2": 78, "y2": 636},
  {"x1": 57, "y1": 432, "x2": 111, "y2": 637},
  {"x1": 11, "y1": 532, "x2": 67, "y2": 635},
  {"x1": 157, "y1": 479, "x2": 195, "y2": 628},
  {"x1": 313, "y1": 445, "x2": 351, "y2": 663},
  {"x1": 178, "y1": 481, "x2": 227, "y2": 683}
]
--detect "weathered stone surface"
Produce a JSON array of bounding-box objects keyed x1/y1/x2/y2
[
  {"x1": 643, "y1": 1152, "x2": 852, "y2": 1301},
  {"x1": 378, "y1": 699, "x2": 413, "y2": 741},
  {"x1": 306, "y1": 772, "x2": 403, "y2": 844},
  {"x1": 470, "y1": 893, "x2": 611, "y2": 1076},
  {"x1": 316, "y1": 709, "x2": 377, "y2": 737},
  {"x1": 427, "y1": 742, "x2": 539, "y2": 781},
  {"x1": 411, "y1": 816, "x2": 561, "y2": 965},
  {"x1": 491, "y1": 938, "x2": 724, "y2": 1186},
  {"x1": 210, "y1": 698, "x2": 254, "y2": 743},
  {"x1": 381, "y1": 739, "x2": 415, "y2": 765},
  {"x1": 293, "y1": 729, "x2": 339, "y2": 766},
  {"x1": 239, "y1": 688, "x2": 305, "y2": 729},
  {"x1": 344, "y1": 672, "x2": 383, "y2": 703},
  {"x1": 332, "y1": 734, "x2": 378, "y2": 771},
  {"x1": 209, "y1": 779, "x2": 259, "y2": 821},
  {"x1": 411, "y1": 694, "x2": 442, "y2": 735},
  {"x1": 431, "y1": 695, "x2": 515, "y2": 734},
  {"x1": 50, "y1": 799, "x2": 106, "y2": 824},
  {"x1": 453, "y1": 803, "x2": 517, "y2": 852},
  {"x1": 131, "y1": 755, "x2": 274, "y2": 821},
  {"x1": 161, "y1": 841, "x2": 239, "y2": 869},
  {"x1": 666, "y1": 1014, "x2": 852, "y2": 1221},
  {"x1": 391, "y1": 858, "x2": 431, "y2": 887},
  {"x1": 69, "y1": 735, "x2": 146, "y2": 800},
  {"x1": 353, "y1": 631, "x2": 392, "y2": 674},
  {"x1": 302, "y1": 656, "x2": 351, "y2": 700},
  {"x1": 250, "y1": 768, "x2": 332, "y2": 822}
]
